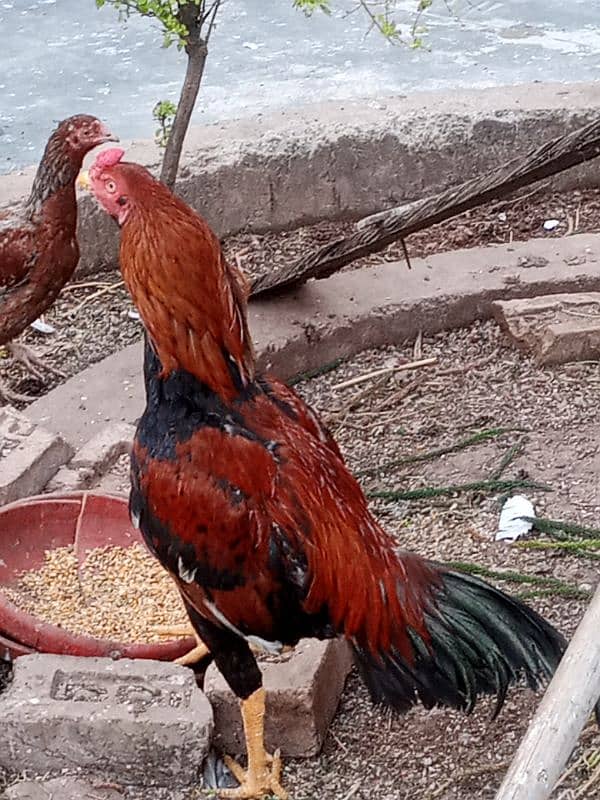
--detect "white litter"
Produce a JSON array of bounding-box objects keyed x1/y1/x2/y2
[
  {"x1": 543, "y1": 219, "x2": 560, "y2": 231},
  {"x1": 30, "y1": 318, "x2": 56, "y2": 334},
  {"x1": 127, "y1": 309, "x2": 141, "y2": 321},
  {"x1": 496, "y1": 495, "x2": 535, "y2": 542},
  {"x1": 498, "y1": 212, "x2": 507, "y2": 222}
]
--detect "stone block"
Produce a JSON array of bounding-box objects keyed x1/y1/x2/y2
[
  {"x1": 0, "y1": 654, "x2": 213, "y2": 787},
  {"x1": 0, "y1": 410, "x2": 73, "y2": 505},
  {"x1": 70, "y1": 422, "x2": 135, "y2": 472},
  {"x1": 204, "y1": 638, "x2": 353, "y2": 757},
  {"x1": 492, "y1": 292, "x2": 600, "y2": 365}
]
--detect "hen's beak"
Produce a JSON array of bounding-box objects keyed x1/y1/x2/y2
[
  {"x1": 77, "y1": 170, "x2": 91, "y2": 191},
  {"x1": 98, "y1": 123, "x2": 119, "y2": 145}
]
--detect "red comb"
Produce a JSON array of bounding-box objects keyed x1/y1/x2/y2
[{"x1": 93, "y1": 147, "x2": 125, "y2": 169}]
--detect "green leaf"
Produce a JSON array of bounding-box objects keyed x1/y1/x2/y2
[
  {"x1": 153, "y1": 99, "x2": 178, "y2": 149},
  {"x1": 293, "y1": 0, "x2": 332, "y2": 17},
  {"x1": 96, "y1": 0, "x2": 195, "y2": 48}
]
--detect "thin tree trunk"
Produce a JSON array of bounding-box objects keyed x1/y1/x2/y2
[{"x1": 160, "y1": 38, "x2": 208, "y2": 189}]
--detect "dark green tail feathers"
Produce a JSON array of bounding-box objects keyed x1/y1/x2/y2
[{"x1": 354, "y1": 566, "x2": 569, "y2": 719}]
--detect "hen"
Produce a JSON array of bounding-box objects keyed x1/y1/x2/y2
[
  {"x1": 87, "y1": 149, "x2": 568, "y2": 800},
  {"x1": 0, "y1": 114, "x2": 116, "y2": 403}
]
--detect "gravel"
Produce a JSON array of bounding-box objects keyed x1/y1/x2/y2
[{"x1": 1, "y1": 185, "x2": 599, "y2": 404}]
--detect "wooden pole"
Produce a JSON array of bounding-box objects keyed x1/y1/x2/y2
[{"x1": 495, "y1": 585, "x2": 600, "y2": 800}]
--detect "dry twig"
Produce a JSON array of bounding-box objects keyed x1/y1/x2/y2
[
  {"x1": 69, "y1": 282, "x2": 124, "y2": 316},
  {"x1": 332, "y1": 357, "x2": 436, "y2": 391}
]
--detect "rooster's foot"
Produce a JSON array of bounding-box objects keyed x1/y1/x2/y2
[
  {"x1": 221, "y1": 750, "x2": 287, "y2": 799},
  {"x1": 8, "y1": 342, "x2": 66, "y2": 381},
  {"x1": 218, "y1": 688, "x2": 288, "y2": 799},
  {"x1": 152, "y1": 624, "x2": 210, "y2": 665}
]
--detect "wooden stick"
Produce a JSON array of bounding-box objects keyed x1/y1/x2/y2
[
  {"x1": 62, "y1": 281, "x2": 117, "y2": 292},
  {"x1": 69, "y1": 281, "x2": 123, "y2": 316},
  {"x1": 494, "y1": 584, "x2": 600, "y2": 800},
  {"x1": 331, "y1": 357, "x2": 436, "y2": 391}
]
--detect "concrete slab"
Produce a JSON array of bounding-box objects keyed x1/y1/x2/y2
[
  {"x1": 492, "y1": 292, "x2": 600, "y2": 365},
  {"x1": 0, "y1": 654, "x2": 213, "y2": 787},
  {"x1": 26, "y1": 233, "x2": 600, "y2": 450},
  {"x1": 205, "y1": 639, "x2": 353, "y2": 757}
]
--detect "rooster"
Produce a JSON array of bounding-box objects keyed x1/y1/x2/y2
[
  {"x1": 0, "y1": 114, "x2": 117, "y2": 404},
  {"x1": 86, "y1": 148, "x2": 569, "y2": 800}
]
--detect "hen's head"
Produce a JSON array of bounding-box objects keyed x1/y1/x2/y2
[
  {"x1": 87, "y1": 148, "x2": 159, "y2": 226},
  {"x1": 55, "y1": 114, "x2": 117, "y2": 159}
]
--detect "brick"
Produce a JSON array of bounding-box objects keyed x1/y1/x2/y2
[
  {"x1": 492, "y1": 292, "x2": 600, "y2": 365},
  {"x1": 5, "y1": 777, "x2": 124, "y2": 800},
  {"x1": 205, "y1": 638, "x2": 353, "y2": 757},
  {"x1": 0, "y1": 419, "x2": 73, "y2": 506},
  {"x1": 70, "y1": 422, "x2": 135, "y2": 472},
  {"x1": 0, "y1": 654, "x2": 213, "y2": 787}
]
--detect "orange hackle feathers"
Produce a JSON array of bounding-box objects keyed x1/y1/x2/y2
[{"x1": 88, "y1": 155, "x2": 255, "y2": 399}]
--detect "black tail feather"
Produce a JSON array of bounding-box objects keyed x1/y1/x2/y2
[{"x1": 354, "y1": 566, "x2": 567, "y2": 717}]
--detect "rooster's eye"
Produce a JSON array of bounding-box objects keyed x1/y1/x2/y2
[{"x1": 105, "y1": 180, "x2": 117, "y2": 194}]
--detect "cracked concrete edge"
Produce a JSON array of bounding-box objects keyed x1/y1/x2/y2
[
  {"x1": 26, "y1": 232, "x2": 600, "y2": 450},
  {"x1": 0, "y1": 427, "x2": 73, "y2": 506},
  {"x1": 1, "y1": 82, "x2": 600, "y2": 275}
]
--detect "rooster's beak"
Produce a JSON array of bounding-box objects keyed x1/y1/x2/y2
[{"x1": 77, "y1": 170, "x2": 91, "y2": 191}]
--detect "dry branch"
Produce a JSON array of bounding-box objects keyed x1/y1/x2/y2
[{"x1": 251, "y1": 115, "x2": 600, "y2": 297}]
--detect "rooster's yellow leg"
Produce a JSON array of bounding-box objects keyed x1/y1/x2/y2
[
  {"x1": 219, "y1": 687, "x2": 288, "y2": 799},
  {"x1": 152, "y1": 624, "x2": 210, "y2": 665}
]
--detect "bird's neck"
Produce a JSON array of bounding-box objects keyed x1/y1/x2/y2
[
  {"x1": 25, "y1": 136, "x2": 79, "y2": 217},
  {"x1": 121, "y1": 210, "x2": 255, "y2": 402}
]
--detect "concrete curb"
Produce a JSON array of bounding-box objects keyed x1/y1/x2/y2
[
  {"x1": 2, "y1": 83, "x2": 600, "y2": 275},
  {"x1": 26, "y1": 232, "x2": 600, "y2": 450}
]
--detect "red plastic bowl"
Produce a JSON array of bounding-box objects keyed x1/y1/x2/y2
[{"x1": 0, "y1": 491, "x2": 194, "y2": 660}]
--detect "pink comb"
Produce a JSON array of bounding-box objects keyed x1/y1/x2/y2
[{"x1": 93, "y1": 147, "x2": 125, "y2": 170}]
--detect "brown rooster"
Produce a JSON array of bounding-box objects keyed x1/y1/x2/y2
[
  {"x1": 0, "y1": 114, "x2": 117, "y2": 403},
  {"x1": 87, "y1": 148, "x2": 568, "y2": 799}
]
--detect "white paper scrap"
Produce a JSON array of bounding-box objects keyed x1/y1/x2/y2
[{"x1": 496, "y1": 495, "x2": 535, "y2": 542}]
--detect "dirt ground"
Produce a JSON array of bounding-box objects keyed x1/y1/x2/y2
[
  {"x1": 1, "y1": 184, "x2": 599, "y2": 403},
  {"x1": 277, "y1": 319, "x2": 600, "y2": 800},
  {"x1": 4, "y1": 320, "x2": 598, "y2": 800}
]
